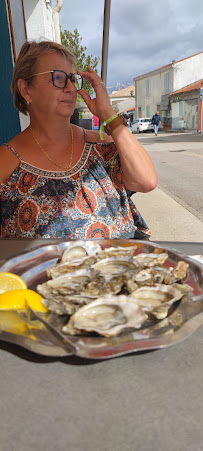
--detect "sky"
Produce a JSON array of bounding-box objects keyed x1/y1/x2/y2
[{"x1": 53, "y1": 0, "x2": 203, "y2": 93}]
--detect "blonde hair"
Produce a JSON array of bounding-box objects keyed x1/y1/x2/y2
[{"x1": 11, "y1": 40, "x2": 77, "y2": 115}]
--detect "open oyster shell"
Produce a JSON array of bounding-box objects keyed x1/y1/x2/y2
[
  {"x1": 47, "y1": 255, "x2": 98, "y2": 279},
  {"x1": 37, "y1": 268, "x2": 98, "y2": 301},
  {"x1": 92, "y1": 256, "x2": 139, "y2": 275},
  {"x1": 82, "y1": 273, "x2": 127, "y2": 297},
  {"x1": 98, "y1": 245, "x2": 137, "y2": 259},
  {"x1": 61, "y1": 241, "x2": 102, "y2": 263},
  {"x1": 164, "y1": 261, "x2": 189, "y2": 284},
  {"x1": 42, "y1": 294, "x2": 96, "y2": 316},
  {"x1": 133, "y1": 253, "x2": 168, "y2": 267},
  {"x1": 130, "y1": 284, "x2": 184, "y2": 319},
  {"x1": 62, "y1": 294, "x2": 147, "y2": 337}
]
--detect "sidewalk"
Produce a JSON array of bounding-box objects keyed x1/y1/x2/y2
[
  {"x1": 131, "y1": 131, "x2": 203, "y2": 242},
  {"x1": 131, "y1": 188, "x2": 203, "y2": 242}
]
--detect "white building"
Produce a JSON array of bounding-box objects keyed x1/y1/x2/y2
[
  {"x1": 109, "y1": 85, "x2": 135, "y2": 122},
  {"x1": 134, "y1": 52, "x2": 203, "y2": 130},
  {"x1": 24, "y1": 0, "x2": 55, "y2": 42}
]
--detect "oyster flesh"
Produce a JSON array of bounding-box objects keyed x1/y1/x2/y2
[
  {"x1": 61, "y1": 241, "x2": 102, "y2": 263},
  {"x1": 130, "y1": 284, "x2": 183, "y2": 319},
  {"x1": 62, "y1": 294, "x2": 147, "y2": 337},
  {"x1": 92, "y1": 256, "x2": 139, "y2": 275}
]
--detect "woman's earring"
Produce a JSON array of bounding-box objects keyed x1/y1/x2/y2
[{"x1": 27, "y1": 101, "x2": 30, "y2": 105}]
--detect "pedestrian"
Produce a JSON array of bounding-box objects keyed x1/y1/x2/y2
[
  {"x1": 151, "y1": 111, "x2": 162, "y2": 136},
  {"x1": 127, "y1": 118, "x2": 132, "y2": 132},
  {"x1": 93, "y1": 114, "x2": 99, "y2": 130},
  {"x1": 0, "y1": 40, "x2": 157, "y2": 239}
]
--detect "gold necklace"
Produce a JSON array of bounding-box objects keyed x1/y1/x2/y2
[{"x1": 29, "y1": 124, "x2": 73, "y2": 171}]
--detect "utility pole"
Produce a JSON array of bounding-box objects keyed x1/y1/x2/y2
[{"x1": 101, "y1": 0, "x2": 111, "y2": 86}]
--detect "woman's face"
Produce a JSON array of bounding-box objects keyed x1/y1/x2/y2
[{"x1": 27, "y1": 52, "x2": 78, "y2": 119}]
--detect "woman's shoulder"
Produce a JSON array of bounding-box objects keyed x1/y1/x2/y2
[{"x1": 0, "y1": 135, "x2": 23, "y2": 184}]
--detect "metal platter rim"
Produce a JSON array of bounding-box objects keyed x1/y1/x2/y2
[{"x1": 0, "y1": 239, "x2": 202, "y2": 360}]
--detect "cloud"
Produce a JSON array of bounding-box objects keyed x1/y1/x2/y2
[{"x1": 56, "y1": 0, "x2": 203, "y2": 91}]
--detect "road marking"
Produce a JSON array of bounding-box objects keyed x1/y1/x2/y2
[{"x1": 183, "y1": 151, "x2": 203, "y2": 159}]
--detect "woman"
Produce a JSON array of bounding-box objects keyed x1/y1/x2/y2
[{"x1": 0, "y1": 40, "x2": 157, "y2": 239}]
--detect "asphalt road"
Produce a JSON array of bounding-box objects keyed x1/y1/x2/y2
[{"x1": 136, "y1": 131, "x2": 203, "y2": 221}]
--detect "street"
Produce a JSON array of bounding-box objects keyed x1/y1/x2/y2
[
  {"x1": 131, "y1": 131, "x2": 203, "y2": 241},
  {"x1": 137, "y1": 131, "x2": 203, "y2": 220}
]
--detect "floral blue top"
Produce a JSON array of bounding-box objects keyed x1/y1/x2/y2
[{"x1": 0, "y1": 132, "x2": 150, "y2": 239}]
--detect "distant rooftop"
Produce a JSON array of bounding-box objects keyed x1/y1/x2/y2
[
  {"x1": 109, "y1": 85, "x2": 135, "y2": 98},
  {"x1": 171, "y1": 79, "x2": 203, "y2": 95},
  {"x1": 134, "y1": 51, "x2": 203, "y2": 80}
]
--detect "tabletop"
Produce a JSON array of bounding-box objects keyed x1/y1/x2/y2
[{"x1": 0, "y1": 239, "x2": 203, "y2": 451}]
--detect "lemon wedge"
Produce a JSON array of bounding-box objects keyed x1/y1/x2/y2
[
  {"x1": 0, "y1": 289, "x2": 48, "y2": 312},
  {"x1": 0, "y1": 272, "x2": 27, "y2": 293}
]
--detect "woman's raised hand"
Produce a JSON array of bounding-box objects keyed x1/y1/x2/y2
[{"x1": 77, "y1": 67, "x2": 115, "y2": 122}]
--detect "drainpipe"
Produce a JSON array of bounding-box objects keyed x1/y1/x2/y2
[{"x1": 53, "y1": 0, "x2": 63, "y2": 43}]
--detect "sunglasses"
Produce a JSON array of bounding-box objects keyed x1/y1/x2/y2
[{"x1": 33, "y1": 70, "x2": 83, "y2": 91}]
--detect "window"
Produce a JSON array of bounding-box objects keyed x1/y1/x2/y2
[
  {"x1": 179, "y1": 101, "x2": 184, "y2": 116},
  {"x1": 164, "y1": 72, "x2": 170, "y2": 93},
  {"x1": 146, "y1": 106, "x2": 150, "y2": 117},
  {"x1": 145, "y1": 79, "x2": 150, "y2": 97}
]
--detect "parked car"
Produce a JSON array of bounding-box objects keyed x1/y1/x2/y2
[{"x1": 132, "y1": 118, "x2": 154, "y2": 133}]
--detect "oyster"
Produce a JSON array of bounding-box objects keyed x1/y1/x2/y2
[
  {"x1": 171, "y1": 283, "x2": 193, "y2": 294},
  {"x1": 42, "y1": 294, "x2": 96, "y2": 315},
  {"x1": 98, "y1": 245, "x2": 137, "y2": 259},
  {"x1": 37, "y1": 268, "x2": 98, "y2": 301},
  {"x1": 135, "y1": 269, "x2": 154, "y2": 286},
  {"x1": 62, "y1": 294, "x2": 147, "y2": 337},
  {"x1": 82, "y1": 273, "x2": 126, "y2": 296},
  {"x1": 61, "y1": 241, "x2": 102, "y2": 263},
  {"x1": 133, "y1": 252, "x2": 168, "y2": 267},
  {"x1": 123, "y1": 265, "x2": 169, "y2": 292},
  {"x1": 164, "y1": 261, "x2": 189, "y2": 284},
  {"x1": 92, "y1": 256, "x2": 139, "y2": 275},
  {"x1": 130, "y1": 284, "x2": 183, "y2": 319},
  {"x1": 47, "y1": 255, "x2": 97, "y2": 279}
]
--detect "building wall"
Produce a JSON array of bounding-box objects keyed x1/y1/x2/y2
[
  {"x1": 114, "y1": 98, "x2": 135, "y2": 114},
  {"x1": 24, "y1": 0, "x2": 55, "y2": 41},
  {"x1": 171, "y1": 91, "x2": 199, "y2": 130},
  {"x1": 20, "y1": 0, "x2": 55, "y2": 131},
  {"x1": 173, "y1": 54, "x2": 203, "y2": 91},
  {"x1": 135, "y1": 68, "x2": 173, "y2": 118}
]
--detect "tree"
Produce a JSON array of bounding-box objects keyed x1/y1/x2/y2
[{"x1": 61, "y1": 28, "x2": 100, "y2": 101}]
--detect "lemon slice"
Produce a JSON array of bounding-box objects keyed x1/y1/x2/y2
[
  {"x1": 0, "y1": 289, "x2": 48, "y2": 312},
  {"x1": 0, "y1": 272, "x2": 27, "y2": 293}
]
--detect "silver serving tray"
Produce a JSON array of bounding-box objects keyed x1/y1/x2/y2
[{"x1": 0, "y1": 239, "x2": 202, "y2": 360}]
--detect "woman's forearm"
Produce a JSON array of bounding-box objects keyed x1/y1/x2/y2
[{"x1": 111, "y1": 124, "x2": 158, "y2": 192}]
